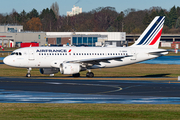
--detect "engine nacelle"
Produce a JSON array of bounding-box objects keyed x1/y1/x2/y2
[
  {"x1": 60, "y1": 63, "x2": 80, "y2": 75},
  {"x1": 39, "y1": 68, "x2": 59, "y2": 74}
]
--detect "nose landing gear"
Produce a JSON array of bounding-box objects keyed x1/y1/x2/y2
[{"x1": 26, "y1": 68, "x2": 32, "y2": 77}]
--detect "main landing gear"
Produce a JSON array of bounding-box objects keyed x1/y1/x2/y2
[
  {"x1": 86, "y1": 70, "x2": 94, "y2": 78},
  {"x1": 72, "y1": 70, "x2": 94, "y2": 78},
  {"x1": 26, "y1": 68, "x2": 32, "y2": 77}
]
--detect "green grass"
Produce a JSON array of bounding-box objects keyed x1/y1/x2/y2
[{"x1": 0, "y1": 104, "x2": 180, "y2": 120}]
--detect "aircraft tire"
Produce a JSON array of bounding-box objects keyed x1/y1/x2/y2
[
  {"x1": 86, "y1": 72, "x2": 94, "y2": 78},
  {"x1": 89, "y1": 72, "x2": 94, "y2": 78},
  {"x1": 26, "y1": 73, "x2": 31, "y2": 77},
  {"x1": 72, "y1": 73, "x2": 80, "y2": 77}
]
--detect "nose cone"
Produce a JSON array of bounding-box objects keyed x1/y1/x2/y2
[
  {"x1": 3, "y1": 56, "x2": 9, "y2": 65},
  {"x1": 3, "y1": 56, "x2": 14, "y2": 66}
]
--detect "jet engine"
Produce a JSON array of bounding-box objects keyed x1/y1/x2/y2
[
  {"x1": 60, "y1": 63, "x2": 81, "y2": 75},
  {"x1": 39, "y1": 68, "x2": 59, "y2": 74}
]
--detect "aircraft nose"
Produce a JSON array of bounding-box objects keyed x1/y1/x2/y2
[{"x1": 3, "y1": 56, "x2": 12, "y2": 66}]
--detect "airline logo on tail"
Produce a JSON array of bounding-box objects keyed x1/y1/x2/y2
[{"x1": 133, "y1": 16, "x2": 165, "y2": 47}]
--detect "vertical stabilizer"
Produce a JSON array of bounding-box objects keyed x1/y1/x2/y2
[{"x1": 130, "y1": 16, "x2": 165, "y2": 48}]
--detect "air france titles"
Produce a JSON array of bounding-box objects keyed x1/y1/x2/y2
[{"x1": 36, "y1": 49, "x2": 67, "y2": 53}]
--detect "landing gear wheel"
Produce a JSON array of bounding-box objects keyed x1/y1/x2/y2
[
  {"x1": 72, "y1": 73, "x2": 80, "y2": 77},
  {"x1": 26, "y1": 73, "x2": 31, "y2": 77},
  {"x1": 26, "y1": 68, "x2": 32, "y2": 77},
  {"x1": 86, "y1": 72, "x2": 94, "y2": 78}
]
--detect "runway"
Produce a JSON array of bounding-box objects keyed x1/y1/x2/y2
[{"x1": 0, "y1": 77, "x2": 180, "y2": 104}]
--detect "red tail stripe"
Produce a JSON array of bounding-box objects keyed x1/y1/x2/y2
[{"x1": 149, "y1": 28, "x2": 163, "y2": 45}]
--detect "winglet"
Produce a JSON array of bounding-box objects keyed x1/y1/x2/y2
[{"x1": 130, "y1": 16, "x2": 165, "y2": 49}]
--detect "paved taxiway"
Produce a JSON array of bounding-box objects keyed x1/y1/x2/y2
[{"x1": 0, "y1": 77, "x2": 180, "y2": 104}]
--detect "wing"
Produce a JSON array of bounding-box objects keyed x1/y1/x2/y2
[
  {"x1": 67, "y1": 55, "x2": 132, "y2": 66},
  {"x1": 50, "y1": 55, "x2": 132, "y2": 68}
]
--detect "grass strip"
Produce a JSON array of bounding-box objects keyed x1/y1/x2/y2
[{"x1": 0, "y1": 103, "x2": 180, "y2": 120}]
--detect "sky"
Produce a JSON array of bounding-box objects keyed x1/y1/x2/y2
[{"x1": 0, "y1": 0, "x2": 179, "y2": 15}]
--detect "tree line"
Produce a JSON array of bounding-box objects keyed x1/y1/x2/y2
[{"x1": 0, "y1": 2, "x2": 180, "y2": 34}]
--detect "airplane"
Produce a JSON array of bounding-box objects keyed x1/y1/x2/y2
[{"x1": 3, "y1": 16, "x2": 168, "y2": 78}]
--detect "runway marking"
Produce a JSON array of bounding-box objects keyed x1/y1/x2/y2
[
  {"x1": 94, "y1": 87, "x2": 123, "y2": 94},
  {"x1": 123, "y1": 85, "x2": 142, "y2": 90},
  {"x1": 0, "y1": 80, "x2": 123, "y2": 94},
  {"x1": 46, "y1": 82, "x2": 123, "y2": 94}
]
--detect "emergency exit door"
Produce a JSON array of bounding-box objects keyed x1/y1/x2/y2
[{"x1": 28, "y1": 49, "x2": 35, "y2": 60}]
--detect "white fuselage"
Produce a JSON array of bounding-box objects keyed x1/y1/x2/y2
[{"x1": 3, "y1": 46, "x2": 167, "y2": 69}]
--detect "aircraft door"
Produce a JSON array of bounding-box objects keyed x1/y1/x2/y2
[
  {"x1": 131, "y1": 50, "x2": 136, "y2": 60},
  {"x1": 28, "y1": 49, "x2": 35, "y2": 60}
]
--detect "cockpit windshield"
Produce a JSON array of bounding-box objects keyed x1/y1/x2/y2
[{"x1": 11, "y1": 52, "x2": 22, "y2": 56}]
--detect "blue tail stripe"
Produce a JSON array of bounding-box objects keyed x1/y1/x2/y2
[
  {"x1": 142, "y1": 17, "x2": 165, "y2": 45},
  {"x1": 137, "y1": 16, "x2": 164, "y2": 45},
  {"x1": 145, "y1": 20, "x2": 164, "y2": 45}
]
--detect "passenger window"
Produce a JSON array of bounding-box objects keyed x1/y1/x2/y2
[{"x1": 19, "y1": 52, "x2": 22, "y2": 55}]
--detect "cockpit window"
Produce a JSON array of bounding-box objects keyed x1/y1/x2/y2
[
  {"x1": 11, "y1": 52, "x2": 15, "y2": 55},
  {"x1": 11, "y1": 52, "x2": 22, "y2": 56}
]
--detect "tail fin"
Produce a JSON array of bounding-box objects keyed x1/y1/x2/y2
[{"x1": 130, "y1": 16, "x2": 165, "y2": 48}]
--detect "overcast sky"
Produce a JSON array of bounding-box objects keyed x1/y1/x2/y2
[{"x1": 0, "y1": 0, "x2": 179, "y2": 15}]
